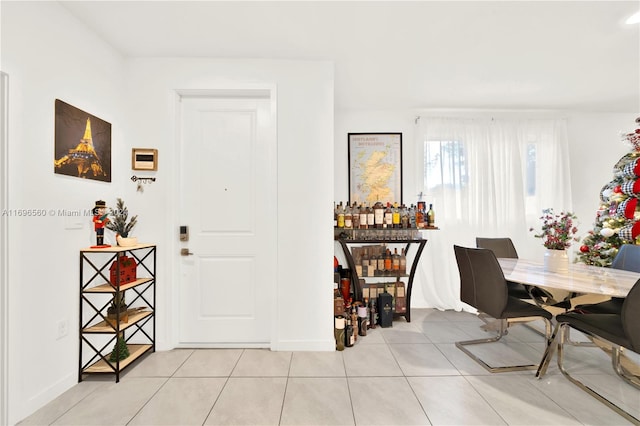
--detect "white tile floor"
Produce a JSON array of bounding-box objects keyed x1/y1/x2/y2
[{"x1": 17, "y1": 309, "x2": 640, "y2": 425}]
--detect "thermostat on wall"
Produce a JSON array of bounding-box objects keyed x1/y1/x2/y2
[{"x1": 132, "y1": 148, "x2": 158, "y2": 171}]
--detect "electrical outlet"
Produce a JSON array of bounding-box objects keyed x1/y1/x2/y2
[{"x1": 57, "y1": 319, "x2": 68, "y2": 340}]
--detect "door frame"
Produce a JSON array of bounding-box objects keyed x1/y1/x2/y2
[
  {"x1": 1, "y1": 71, "x2": 9, "y2": 426},
  {"x1": 170, "y1": 86, "x2": 278, "y2": 349}
]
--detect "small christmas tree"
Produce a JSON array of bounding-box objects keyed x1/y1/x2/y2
[
  {"x1": 577, "y1": 117, "x2": 640, "y2": 266},
  {"x1": 109, "y1": 335, "x2": 130, "y2": 363}
]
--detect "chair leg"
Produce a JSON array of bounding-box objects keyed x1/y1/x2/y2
[
  {"x1": 456, "y1": 318, "x2": 552, "y2": 373},
  {"x1": 612, "y1": 348, "x2": 640, "y2": 390},
  {"x1": 557, "y1": 324, "x2": 640, "y2": 425}
]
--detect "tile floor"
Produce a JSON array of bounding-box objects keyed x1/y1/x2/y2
[{"x1": 18, "y1": 309, "x2": 640, "y2": 425}]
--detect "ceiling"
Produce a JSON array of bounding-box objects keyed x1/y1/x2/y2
[{"x1": 59, "y1": 1, "x2": 640, "y2": 112}]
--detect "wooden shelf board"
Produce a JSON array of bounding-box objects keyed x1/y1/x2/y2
[
  {"x1": 83, "y1": 310, "x2": 153, "y2": 333},
  {"x1": 83, "y1": 344, "x2": 152, "y2": 373},
  {"x1": 83, "y1": 277, "x2": 153, "y2": 293},
  {"x1": 81, "y1": 243, "x2": 155, "y2": 253}
]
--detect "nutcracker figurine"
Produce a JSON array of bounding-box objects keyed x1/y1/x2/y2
[{"x1": 92, "y1": 200, "x2": 110, "y2": 247}]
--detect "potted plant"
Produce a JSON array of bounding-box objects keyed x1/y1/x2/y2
[
  {"x1": 106, "y1": 292, "x2": 128, "y2": 327},
  {"x1": 109, "y1": 334, "x2": 130, "y2": 363},
  {"x1": 530, "y1": 208, "x2": 579, "y2": 272},
  {"x1": 106, "y1": 198, "x2": 138, "y2": 246}
]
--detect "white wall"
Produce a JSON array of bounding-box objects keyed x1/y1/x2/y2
[
  {"x1": 124, "y1": 57, "x2": 335, "y2": 352},
  {"x1": 1, "y1": 2, "x2": 126, "y2": 423},
  {"x1": 2, "y1": 3, "x2": 335, "y2": 424},
  {"x1": 335, "y1": 108, "x2": 638, "y2": 308}
]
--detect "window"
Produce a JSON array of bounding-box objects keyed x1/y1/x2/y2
[{"x1": 423, "y1": 140, "x2": 467, "y2": 191}]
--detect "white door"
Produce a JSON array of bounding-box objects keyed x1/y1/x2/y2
[{"x1": 178, "y1": 93, "x2": 276, "y2": 346}]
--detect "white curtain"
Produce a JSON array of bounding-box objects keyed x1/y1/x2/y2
[{"x1": 414, "y1": 117, "x2": 572, "y2": 310}]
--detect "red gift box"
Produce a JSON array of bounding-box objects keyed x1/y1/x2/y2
[{"x1": 109, "y1": 255, "x2": 137, "y2": 286}]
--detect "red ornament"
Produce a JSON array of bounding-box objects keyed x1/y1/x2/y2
[
  {"x1": 580, "y1": 245, "x2": 590, "y2": 253},
  {"x1": 614, "y1": 185, "x2": 622, "y2": 193}
]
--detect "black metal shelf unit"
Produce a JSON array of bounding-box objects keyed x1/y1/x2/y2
[
  {"x1": 336, "y1": 238, "x2": 427, "y2": 322},
  {"x1": 79, "y1": 244, "x2": 156, "y2": 383}
]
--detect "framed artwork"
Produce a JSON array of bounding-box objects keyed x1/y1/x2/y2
[
  {"x1": 54, "y1": 99, "x2": 111, "y2": 182},
  {"x1": 348, "y1": 133, "x2": 402, "y2": 205}
]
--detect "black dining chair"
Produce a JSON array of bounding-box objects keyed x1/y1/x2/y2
[
  {"x1": 453, "y1": 245, "x2": 553, "y2": 372},
  {"x1": 575, "y1": 244, "x2": 640, "y2": 315},
  {"x1": 476, "y1": 237, "x2": 573, "y2": 309},
  {"x1": 547, "y1": 278, "x2": 640, "y2": 424},
  {"x1": 475, "y1": 237, "x2": 531, "y2": 300}
]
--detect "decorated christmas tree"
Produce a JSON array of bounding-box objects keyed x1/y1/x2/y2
[{"x1": 577, "y1": 117, "x2": 640, "y2": 266}]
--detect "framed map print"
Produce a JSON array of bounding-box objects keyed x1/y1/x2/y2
[{"x1": 348, "y1": 133, "x2": 402, "y2": 205}]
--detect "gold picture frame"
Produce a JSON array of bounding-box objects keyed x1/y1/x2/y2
[{"x1": 131, "y1": 148, "x2": 158, "y2": 171}]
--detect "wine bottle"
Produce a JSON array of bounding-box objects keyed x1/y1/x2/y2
[
  {"x1": 345, "y1": 316, "x2": 354, "y2": 347},
  {"x1": 427, "y1": 204, "x2": 435, "y2": 227},
  {"x1": 335, "y1": 317, "x2": 345, "y2": 351}
]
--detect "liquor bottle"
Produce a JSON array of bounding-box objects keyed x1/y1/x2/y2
[
  {"x1": 400, "y1": 204, "x2": 409, "y2": 229},
  {"x1": 377, "y1": 248, "x2": 385, "y2": 274},
  {"x1": 384, "y1": 248, "x2": 392, "y2": 273},
  {"x1": 361, "y1": 248, "x2": 369, "y2": 278},
  {"x1": 367, "y1": 204, "x2": 375, "y2": 229},
  {"x1": 369, "y1": 252, "x2": 377, "y2": 277},
  {"x1": 392, "y1": 248, "x2": 400, "y2": 271},
  {"x1": 373, "y1": 202, "x2": 385, "y2": 229},
  {"x1": 360, "y1": 203, "x2": 368, "y2": 229},
  {"x1": 369, "y1": 297, "x2": 377, "y2": 329},
  {"x1": 350, "y1": 305, "x2": 359, "y2": 342},
  {"x1": 337, "y1": 202, "x2": 345, "y2": 228},
  {"x1": 345, "y1": 316, "x2": 354, "y2": 347},
  {"x1": 409, "y1": 204, "x2": 416, "y2": 228},
  {"x1": 415, "y1": 204, "x2": 424, "y2": 229},
  {"x1": 400, "y1": 248, "x2": 407, "y2": 275},
  {"x1": 392, "y1": 202, "x2": 401, "y2": 228},
  {"x1": 358, "y1": 302, "x2": 368, "y2": 336},
  {"x1": 344, "y1": 203, "x2": 353, "y2": 229},
  {"x1": 378, "y1": 284, "x2": 394, "y2": 328},
  {"x1": 427, "y1": 204, "x2": 435, "y2": 227},
  {"x1": 352, "y1": 204, "x2": 360, "y2": 229},
  {"x1": 335, "y1": 317, "x2": 345, "y2": 351},
  {"x1": 333, "y1": 202, "x2": 338, "y2": 228},
  {"x1": 384, "y1": 202, "x2": 393, "y2": 228}
]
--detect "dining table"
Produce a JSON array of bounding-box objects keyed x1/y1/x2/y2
[
  {"x1": 498, "y1": 257, "x2": 640, "y2": 299},
  {"x1": 497, "y1": 257, "x2": 640, "y2": 378}
]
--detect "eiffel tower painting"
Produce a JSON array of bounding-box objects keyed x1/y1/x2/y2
[{"x1": 53, "y1": 99, "x2": 111, "y2": 182}]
